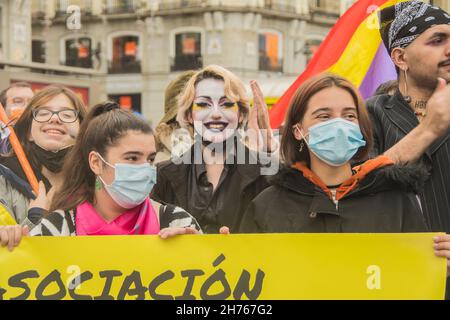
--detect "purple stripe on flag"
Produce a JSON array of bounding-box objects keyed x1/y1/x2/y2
[{"x1": 359, "y1": 43, "x2": 397, "y2": 98}]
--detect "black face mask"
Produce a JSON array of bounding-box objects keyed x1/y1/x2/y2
[{"x1": 30, "y1": 142, "x2": 72, "y2": 173}]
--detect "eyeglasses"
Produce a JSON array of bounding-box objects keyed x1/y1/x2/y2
[
  {"x1": 32, "y1": 108, "x2": 79, "y2": 123},
  {"x1": 9, "y1": 97, "x2": 30, "y2": 109}
]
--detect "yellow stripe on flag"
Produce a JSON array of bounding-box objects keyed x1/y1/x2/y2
[{"x1": 328, "y1": 0, "x2": 407, "y2": 87}]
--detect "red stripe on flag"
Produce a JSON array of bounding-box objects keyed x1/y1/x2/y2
[{"x1": 269, "y1": 0, "x2": 391, "y2": 128}]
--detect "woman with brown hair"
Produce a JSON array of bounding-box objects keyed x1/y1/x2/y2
[
  {"x1": 240, "y1": 73, "x2": 430, "y2": 233},
  {"x1": 0, "y1": 101, "x2": 202, "y2": 248},
  {"x1": 239, "y1": 73, "x2": 450, "y2": 296},
  {"x1": 0, "y1": 85, "x2": 87, "y2": 228}
]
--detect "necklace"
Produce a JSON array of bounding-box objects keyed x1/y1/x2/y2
[{"x1": 414, "y1": 110, "x2": 427, "y2": 117}]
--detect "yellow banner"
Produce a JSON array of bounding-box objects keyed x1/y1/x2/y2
[
  {"x1": 0, "y1": 233, "x2": 446, "y2": 300},
  {"x1": 0, "y1": 204, "x2": 16, "y2": 225}
]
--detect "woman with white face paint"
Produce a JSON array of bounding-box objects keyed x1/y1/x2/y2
[
  {"x1": 0, "y1": 85, "x2": 87, "y2": 229},
  {"x1": 152, "y1": 65, "x2": 275, "y2": 234}
]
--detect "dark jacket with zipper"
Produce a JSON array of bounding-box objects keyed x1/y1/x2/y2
[
  {"x1": 240, "y1": 156, "x2": 450, "y2": 299},
  {"x1": 367, "y1": 91, "x2": 450, "y2": 233},
  {"x1": 151, "y1": 142, "x2": 270, "y2": 233},
  {"x1": 240, "y1": 156, "x2": 429, "y2": 234}
]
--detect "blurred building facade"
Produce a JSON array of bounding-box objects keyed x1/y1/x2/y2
[{"x1": 1, "y1": 0, "x2": 447, "y2": 124}]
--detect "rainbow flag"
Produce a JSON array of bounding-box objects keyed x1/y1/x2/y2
[{"x1": 269, "y1": 0, "x2": 406, "y2": 129}]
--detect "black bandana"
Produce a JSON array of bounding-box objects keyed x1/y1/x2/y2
[
  {"x1": 379, "y1": 0, "x2": 450, "y2": 54},
  {"x1": 30, "y1": 142, "x2": 72, "y2": 173}
]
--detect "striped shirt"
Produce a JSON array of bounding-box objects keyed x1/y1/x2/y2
[
  {"x1": 367, "y1": 91, "x2": 450, "y2": 233},
  {"x1": 30, "y1": 203, "x2": 202, "y2": 236}
]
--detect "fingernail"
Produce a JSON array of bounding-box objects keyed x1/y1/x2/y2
[{"x1": 434, "y1": 236, "x2": 440, "y2": 241}]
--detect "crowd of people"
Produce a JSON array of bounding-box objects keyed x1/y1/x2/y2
[{"x1": 0, "y1": 0, "x2": 450, "y2": 298}]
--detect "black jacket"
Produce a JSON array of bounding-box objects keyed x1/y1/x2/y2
[
  {"x1": 367, "y1": 92, "x2": 450, "y2": 233},
  {"x1": 240, "y1": 158, "x2": 429, "y2": 233},
  {"x1": 151, "y1": 143, "x2": 270, "y2": 233}
]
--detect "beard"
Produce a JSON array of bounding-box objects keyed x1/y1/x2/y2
[
  {"x1": 409, "y1": 70, "x2": 440, "y2": 92},
  {"x1": 408, "y1": 58, "x2": 450, "y2": 91}
]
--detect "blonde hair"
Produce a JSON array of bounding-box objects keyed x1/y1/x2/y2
[{"x1": 176, "y1": 65, "x2": 249, "y2": 128}]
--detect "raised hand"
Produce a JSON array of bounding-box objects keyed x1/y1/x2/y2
[
  {"x1": 421, "y1": 78, "x2": 450, "y2": 138},
  {"x1": 247, "y1": 80, "x2": 277, "y2": 153}
]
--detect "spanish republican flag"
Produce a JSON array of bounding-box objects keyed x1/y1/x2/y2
[{"x1": 269, "y1": 0, "x2": 407, "y2": 129}]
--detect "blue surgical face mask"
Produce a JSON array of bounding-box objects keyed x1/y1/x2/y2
[
  {"x1": 299, "y1": 118, "x2": 366, "y2": 167},
  {"x1": 96, "y1": 153, "x2": 157, "y2": 209}
]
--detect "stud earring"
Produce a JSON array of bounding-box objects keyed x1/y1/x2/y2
[
  {"x1": 299, "y1": 140, "x2": 304, "y2": 153},
  {"x1": 95, "y1": 177, "x2": 102, "y2": 190}
]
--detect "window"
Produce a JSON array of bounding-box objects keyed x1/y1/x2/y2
[
  {"x1": 109, "y1": 35, "x2": 141, "y2": 74},
  {"x1": 106, "y1": 0, "x2": 138, "y2": 14},
  {"x1": 64, "y1": 37, "x2": 93, "y2": 68},
  {"x1": 304, "y1": 38, "x2": 322, "y2": 65},
  {"x1": 259, "y1": 31, "x2": 283, "y2": 72},
  {"x1": 171, "y1": 32, "x2": 203, "y2": 72},
  {"x1": 109, "y1": 93, "x2": 142, "y2": 113},
  {"x1": 32, "y1": 40, "x2": 46, "y2": 63}
]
